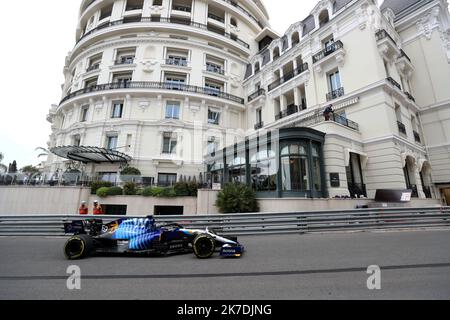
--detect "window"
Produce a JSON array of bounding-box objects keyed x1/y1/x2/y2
[
  {"x1": 107, "y1": 136, "x2": 118, "y2": 150},
  {"x1": 311, "y1": 144, "x2": 322, "y2": 192},
  {"x1": 323, "y1": 37, "x2": 335, "y2": 51},
  {"x1": 167, "y1": 55, "x2": 188, "y2": 66},
  {"x1": 346, "y1": 153, "x2": 366, "y2": 198},
  {"x1": 207, "y1": 137, "x2": 218, "y2": 155},
  {"x1": 256, "y1": 108, "x2": 262, "y2": 124},
  {"x1": 250, "y1": 147, "x2": 277, "y2": 192},
  {"x1": 73, "y1": 135, "x2": 81, "y2": 147},
  {"x1": 162, "y1": 132, "x2": 177, "y2": 154},
  {"x1": 100, "y1": 172, "x2": 118, "y2": 183},
  {"x1": 208, "y1": 109, "x2": 220, "y2": 125},
  {"x1": 165, "y1": 74, "x2": 186, "y2": 90},
  {"x1": 112, "y1": 73, "x2": 133, "y2": 86},
  {"x1": 280, "y1": 142, "x2": 310, "y2": 191},
  {"x1": 165, "y1": 101, "x2": 180, "y2": 119},
  {"x1": 111, "y1": 101, "x2": 123, "y2": 118},
  {"x1": 80, "y1": 106, "x2": 89, "y2": 122},
  {"x1": 230, "y1": 17, "x2": 237, "y2": 27},
  {"x1": 205, "y1": 81, "x2": 222, "y2": 96},
  {"x1": 328, "y1": 70, "x2": 341, "y2": 92},
  {"x1": 85, "y1": 77, "x2": 98, "y2": 88},
  {"x1": 158, "y1": 173, "x2": 177, "y2": 186}
]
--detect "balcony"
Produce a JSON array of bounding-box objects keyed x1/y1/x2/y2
[
  {"x1": 328, "y1": 113, "x2": 359, "y2": 131},
  {"x1": 77, "y1": 17, "x2": 250, "y2": 49},
  {"x1": 60, "y1": 81, "x2": 245, "y2": 105},
  {"x1": 254, "y1": 122, "x2": 264, "y2": 130},
  {"x1": 376, "y1": 29, "x2": 400, "y2": 61},
  {"x1": 172, "y1": 5, "x2": 191, "y2": 12},
  {"x1": 312, "y1": 40, "x2": 344, "y2": 64},
  {"x1": 291, "y1": 111, "x2": 359, "y2": 131},
  {"x1": 208, "y1": 13, "x2": 225, "y2": 23},
  {"x1": 248, "y1": 89, "x2": 265, "y2": 102},
  {"x1": 326, "y1": 87, "x2": 345, "y2": 101},
  {"x1": 268, "y1": 63, "x2": 309, "y2": 92},
  {"x1": 165, "y1": 58, "x2": 188, "y2": 67},
  {"x1": 387, "y1": 77, "x2": 401, "y2": 90},
  {"x1": 205, "y1": 64, "x2": 225, "y2": 75},
  {"x1": 348, "y1": 183, "x2": 367, "y2": 198},
  {"x1": 219, "y1": 0, "x2": 263, "y2": 28},
  {"x1": 114, "y1": 57, "x2": 135, "y2": 65},
  {"x1": 86, "y1": 63, "x2": 100, "y2": 72},
  {"x1": 397, "y1": 121, "x2": 407, "y2": 136},
  {"x1": 275, "y1": 104, "x2": 300, "y2": 121},
  {"x1": 413, "y1": 131, "x2": 422, "y2": 144},
  {"x1": 404, "y1": 91, "x2": 416, "y2": 102}
]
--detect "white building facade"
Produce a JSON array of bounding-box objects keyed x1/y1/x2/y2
[{"x1": 45, "y1": 0, "x2": 450, "y2": 203}]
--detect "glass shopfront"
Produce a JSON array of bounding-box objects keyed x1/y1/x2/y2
[{"x1": 205, "y1": 128, "x2": 327, "y2": 198}]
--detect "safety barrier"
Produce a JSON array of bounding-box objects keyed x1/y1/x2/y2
[{"x1": 0, "y1": 207, "x2": 449, "y2": 236}]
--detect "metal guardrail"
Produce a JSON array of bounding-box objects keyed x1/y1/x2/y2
[{"x1": 0, "y1": 207, "x2": 449, "y2": 237}]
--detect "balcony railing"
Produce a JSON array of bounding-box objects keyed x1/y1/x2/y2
[
  {"x1": 172, "y1": 5, "x2": 191, "y2": 12},
  {"x1": 86, "y1": 63, "x2": 100, "y2": 72},
  {"x1": 326, "y1": 87, "x2": 345, "y2": 101},
  {"x1": 114, "y1": 57, "x2": 135, "y2": 65},
  {"x1": 248, "y1": 89, "x2": 265, "y2": 102},
  {"x1": 348, "y1": 183, "x2": 367, "y2": 198},
  {"x1": 268, "y1": 63, "x2": 309, "y2": 91},
  {"x1": 208, "y1": 13, "x2": 225, "y2": 23},
  {"x1": 291, "y1": 110, "x2": 360, "y2": 131},
  {"x1": 254, "y1": 122, "x2": 264, "y2": 130},
  {"x1": 78, "y1": 17, "x2": 250, "y2": 49},
  {"x1": 275, "y1": 104, "x2": 300, "y2": 121},
  {"x1": 205, "y1": 65, "x2": 225, "y2": 75},
  {"x1": 397, "y1": 121, "x2": 407, "y2": 136},
  {"x1": 413, "y1": 131, "x2": 422, "y2": 143},
  {"x1": 375, "y1": 29, "x2": 397, "y2": 44},
  {"x1": 60, "y1": 81, "x2": 245, "y2": 105},
  {"x1": 312, "y1": 40, "x2": 344, "y2": 64},
  {"x1": 404, "y1": 91, "x2": 416, "y2": 102},
  {"x1": 328, "y1": 113, "x2": 359, "y2": 131},
  {"x1": 387, "y1": 77, "x2": 402, "y2": 90},
  {"x1": 165, "y1": 58, "x2": 188, "y2": 67}
]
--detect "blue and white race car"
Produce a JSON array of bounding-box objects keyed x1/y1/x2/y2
[{"x1": 63, "y1": 217, "x2": 244, "y2": 259}]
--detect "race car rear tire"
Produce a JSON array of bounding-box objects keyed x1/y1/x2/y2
[
  {"x1": 193, "y1": 234, "x2": 216, "y2": 259},
  {"x1": 64, "y1": 234, "x2": 94, "y2": 260}
]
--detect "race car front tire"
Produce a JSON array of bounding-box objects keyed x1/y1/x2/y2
[
  {"x1": 193, "y1": 234, "x2": 216, "y2": 259},
  {"x1": 64, "y1": 234, "x2": 94, "y2": 260}
]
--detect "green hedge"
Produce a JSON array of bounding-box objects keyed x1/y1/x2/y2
[
  {"x1": 91, "y1": 181, "x2": 113, "y2": 194},
  {"x1": 215, "y1": 183, "x2": 259, "y2": 214},
  {"x1": 94, "y1": 183, "x2": 200, "y2": 198}
]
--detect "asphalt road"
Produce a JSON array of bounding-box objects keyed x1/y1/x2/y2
[{"x1": 0, "y1": 229, "x2": 450, "y2": 300}]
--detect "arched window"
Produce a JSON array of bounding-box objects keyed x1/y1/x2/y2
[
  {"x1": 291, "y1": 32, "x2": 300, "y2": 47},
  {"x1": 273, "y1": 47, "x2": 280, "y2": 61},
  {"x1": 319, "y1": 10, "x2": 330, "y2": 27},
  {"x1": 254, "y1": 61, "x2": 260, "y2": 74}
]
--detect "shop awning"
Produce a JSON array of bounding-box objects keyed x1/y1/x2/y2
[{"x1": 50, "y1": 146, "x2": 132, "y2": 164}]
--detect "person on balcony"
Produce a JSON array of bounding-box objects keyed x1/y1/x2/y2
[
  {"x1": 78, "y1": 201, "x2": 88, "y2": 215},
  {"x1": 93, "y1": 200, "x2": 103, "y2": 215},
  {"x1": 323, "y1": 104, "x2": 334, "y2": 121}
]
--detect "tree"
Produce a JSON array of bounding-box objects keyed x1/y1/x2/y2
[
  {"x1": 215, "y1": 183, "x2": 259, "y2": 214},
  {"x1": 35, "y1": 147, "x2": 49, "y2": 159},
  {"x1": 21, "y1": 165, "x2": 40, "y2": 175},
  {"x1": 8, "y1": 161, "x2": 18, "y2": 173},
  {"x1": 0, "y1": 152, "x2": 6, "y2": 173}
]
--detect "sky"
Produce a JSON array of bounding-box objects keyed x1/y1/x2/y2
[{"x1": 0, "y1": 0, "x2": 384, "y2": 168}]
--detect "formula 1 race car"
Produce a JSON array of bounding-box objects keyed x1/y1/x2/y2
[{"x1": 63, "y1": 217, "x2": 244, "y2": 260}]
